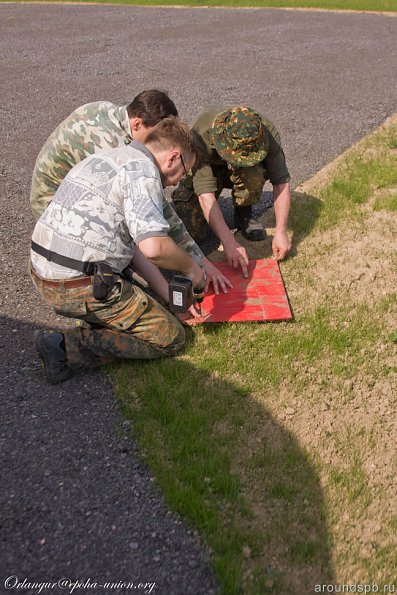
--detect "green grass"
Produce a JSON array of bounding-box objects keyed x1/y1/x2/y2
[
  {"x1": 373, "y1": 189, "x2": 397, "y2": 212},
  {"x1": 2, "y1": 0, "x2": 397, "y2": 10},
  {"x1": 109, "y1": 116, "x2": 397, "y2": 593}
]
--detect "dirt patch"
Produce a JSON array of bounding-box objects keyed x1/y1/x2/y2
[
  {"x1": 286, "y1": 207, "x2": 396, "y2": 316},
  {"x1": 278, "y1": 211, "x2": 396, "y2": 581}
]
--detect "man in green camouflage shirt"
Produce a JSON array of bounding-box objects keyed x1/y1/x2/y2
[
  {"x1": 30, "y1": 90, "x2": 230, "y2": 293},
  {"x1": 172, "y1": 105, "x2": 292, "y2": 277}
]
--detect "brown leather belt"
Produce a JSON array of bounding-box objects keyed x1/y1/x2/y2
[{"x1": 31, "y1": 267, "x2": 92, "y2": 289}]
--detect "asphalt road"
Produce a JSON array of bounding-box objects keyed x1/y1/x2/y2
[{"x1": 0, "y1": 5, "x2": 396, "y2": 594}]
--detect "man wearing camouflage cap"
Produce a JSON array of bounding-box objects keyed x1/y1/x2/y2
[{"x1": 172, "y1": 105, "x2": 292, "y2": 276}]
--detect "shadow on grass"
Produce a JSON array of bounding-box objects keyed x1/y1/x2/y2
[
  {"x1": 288, "y1": 190, "x2": 323, "y2": 257},
  {"x1": 110, "y1": 350, "x2": 334, "y2": 594},
  {"x1": 257, "y1": 190, "x2": 323, "y2": 259}
]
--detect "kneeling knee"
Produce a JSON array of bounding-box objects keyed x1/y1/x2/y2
[{"x1": 163, "y1": 323, "x2": 186, "y2": 356}]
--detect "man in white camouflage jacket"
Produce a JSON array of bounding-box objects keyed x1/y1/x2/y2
[{"x1": 31, "y1": 119, "x2": 206, "y2": 384}]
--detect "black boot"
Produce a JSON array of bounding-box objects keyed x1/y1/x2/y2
[
  {"x1": 235, "y1": 206, "x2": 265, "y2": 241},
  {"x1": 34, "y1": 330, "x2": 74, "y2": 385}
]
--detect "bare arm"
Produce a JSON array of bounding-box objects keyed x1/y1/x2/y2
[
  {"x1": 131, "y1": 246, "x2": 169, "y2": 302},
  {"x1": 198, "y1": 192, "x2": 249, "y2": 277},
  {"x1": 162, "y1": 197, "x2": 230, "y2": 294},
  {"x1": 138, "y1": 236, "x2": 205, "y2": 288},
  {"x1": 133, "y1": 243, "x2": 202, "y2": 322},
  {"x1": 272, "y1": 182, "x2": 292, "y2": 260}
]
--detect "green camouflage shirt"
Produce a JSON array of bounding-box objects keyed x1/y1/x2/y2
[
  {"x1": 30, "y1": 101, "x2": 204, "y2": 263},
  {"x1": 30, "y1": 102, "x2": 132, "y2": 218},
  {"x1": 191, "y1": 104, "x2": 291, "y2": 197}
]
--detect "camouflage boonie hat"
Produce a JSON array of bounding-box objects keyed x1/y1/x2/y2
[{"x1": 211, "y1": 107, "x2": 269, "y2": 167}]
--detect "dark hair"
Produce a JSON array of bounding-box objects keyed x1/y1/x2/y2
[
  {"x1": 127, "y1": 90, "x2": 178, "y2": 127},
  {"x1": 145, "y1": 118, "x2": 197, "y2": 165}
]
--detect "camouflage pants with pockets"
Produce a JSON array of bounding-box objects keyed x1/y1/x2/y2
[
  {"x1": 171, "y1": 164, "x2": 267, "y2": 244},
  {"x1": 31, "y1": 268, "x2": 185, "y2": 369}
]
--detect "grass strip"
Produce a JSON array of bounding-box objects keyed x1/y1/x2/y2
[{"x1": 2, "y1": 0, "x2": 397, "y2": 11}]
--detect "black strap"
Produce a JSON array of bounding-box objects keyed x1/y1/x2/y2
[{"x1": 31, "y1": 241, "x2": 95, "y2": 276}]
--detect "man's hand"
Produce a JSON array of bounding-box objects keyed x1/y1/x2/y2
[
  {"x1": 176, "y1": 304, "x2": 204, "y2": 325},
  {"x1": 202, "y1": 258, "x2": 233, "y2": 294},
  {"x1": 192, "y1": 267, "x2": 206, "y2": 292},
  {"x1": 272, "y1": 228, "x2": 292, "y2": 261},
  {"x1": 223, "y1": 238, "x2": 249, "y2": 278}
]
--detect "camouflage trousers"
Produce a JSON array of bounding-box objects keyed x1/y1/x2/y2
[
  {"x1": 31, "y1": 268, "x2": 185, "y2": 369},
  {"x1": 171, "y1": 163, "x2": 267, "y2": 243}
]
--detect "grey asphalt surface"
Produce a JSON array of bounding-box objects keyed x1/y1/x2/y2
[{"x1": 0, "y1": 4, "x2": 396, "y2": 595}]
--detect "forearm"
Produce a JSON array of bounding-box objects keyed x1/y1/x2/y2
[
  {"x1": 131, "y1": 246, "x2": 169, "y2": 303},
  {"x1": 271, "y1": 183, "x2": 292, "y2": 260},
  {"x1": 273, "y1": 183, "x2": 290, "y2": 231},
  {"x1": 138, "y1": 236, "x2": 204, "y2": 287},
  {"x1": 162, "y1": 197, "x2": 204, "y2": 263}
]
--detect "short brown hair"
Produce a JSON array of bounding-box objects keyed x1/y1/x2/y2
[
  {"x1": 145, "y1": 118, "x2": 197, "y2": 165},
  {"x1": 127, "y1": 90, "x2": 178, "y2": 127}
]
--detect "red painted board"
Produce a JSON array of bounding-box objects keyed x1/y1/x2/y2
[{"x1": 188, "y1": 259, "x2": 292, "y2": 325}]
